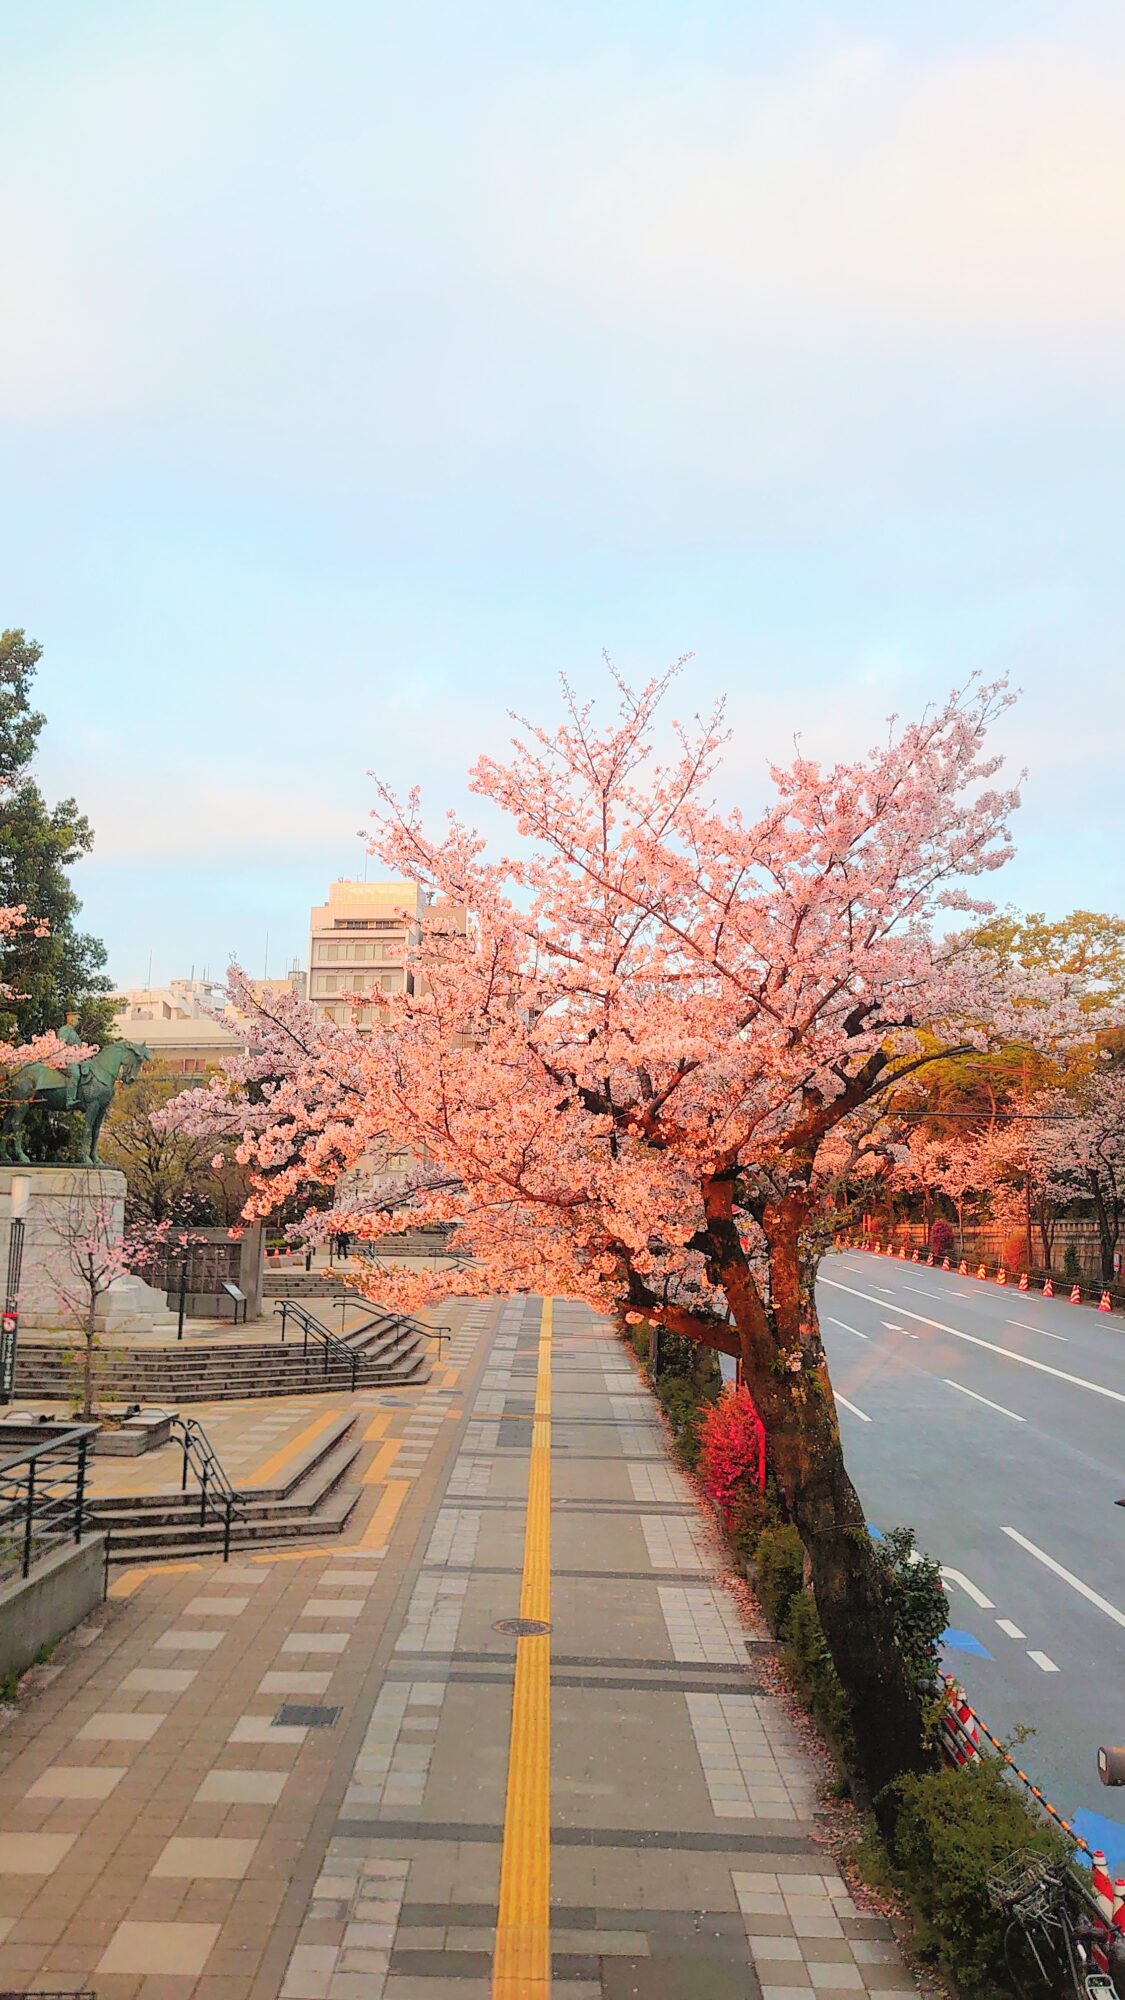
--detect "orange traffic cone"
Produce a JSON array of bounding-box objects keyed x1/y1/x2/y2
[
  {"x1": 912, "y1": 1247, "x2": 920, "y2": 1262},
  {"x1": 1070, "y1": 1284, "x2": 1081, "y2": 1304},
  {"x1": 1113, "y1": 1876, "x2": 1125, "y2": 1935},
  {"x1": 976, "y1": 1263, "x2": 987, "y2": 1280},
  {"x1": 1099, "y1": 1291, "x2": 1112, "y2": 1312},
  {"x1": 996, "y1": 1267, "x2": 1007, "y2": 1286},
  {"x1": 942, "y1": 1255, "x2": 950, "y2": 1271},
  {"x1": 899, "y1": 1245, "x2": 907, "y2": 1260},
  {"x1": 1018, "y1": 1272, "x2": 1028, "y2": 1291},
  {"x1": 873, "y1": 1242, "x2": 881, "y2": 1256},
  {"x1": 1043, "y1": 1277, "x2": 1053, "y2": 1297}
]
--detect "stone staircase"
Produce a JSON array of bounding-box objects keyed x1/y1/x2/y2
[
  {"x1": 90, "y1": 1412, "x2": 363, "y2": 1561},
  {"x1": 13, "y1": 1307, "x2": 432, "y2": 1404}
]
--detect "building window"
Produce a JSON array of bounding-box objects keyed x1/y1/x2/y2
[{"x1": 312, "y1": 973, "x2": 338, "y2": 996}]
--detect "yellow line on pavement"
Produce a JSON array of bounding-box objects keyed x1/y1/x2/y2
[
  {"x1": 246, "y1": 1409, "x2": 342, "y2": 1486},
  {"x1": 360, "y1": 1478, "x2": 409, "y2": 1548},
  {"x1": 493, "y1": 1294, "x2": 552, "y2": 1999},
  {"x1": 363, "y1": 1438, "x2": 402, "y2": 1485},
  {"x1": 363, "y1": 1412, "x2": 392, "y2": 1441},
  {"x1": 108, "y1": 1559, "x2": 202, "y2": 1598}
]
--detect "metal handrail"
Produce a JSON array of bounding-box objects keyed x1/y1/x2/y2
[
  {"x1": 0, "y1": 1422, "x2": 98, "y2": 1583},
  {"x1": 272, "y1": 1300, "x2": 359, "y2": 1390},
  {"x1": 167, "y1": 1415, "x2": 245, "y2": 1562}
]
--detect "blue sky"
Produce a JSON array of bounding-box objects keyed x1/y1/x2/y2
[{"x1": 2, "y1": 1, "x2": 1123, "y2": 985}]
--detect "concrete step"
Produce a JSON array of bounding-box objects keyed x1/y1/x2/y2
[
  {"x1": 98, "y1": 1484, "x2": 360, "y2": 1558},
  {"x1": 14, "y1": 1340, "x2": 432, "y2": 1403},
  {"x1": 91, "y1": 1414, "x2": 367, "y2": 1559}
]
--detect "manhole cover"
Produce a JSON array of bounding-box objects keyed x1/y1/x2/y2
[
  {"x1": 273, "y1": 1703, "x2": 342, "y2": 1728},
  {"x1": 493, "y1": 1617, "x2": 552, "y2": 1637}
]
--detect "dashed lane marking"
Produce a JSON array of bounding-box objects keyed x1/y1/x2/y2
[
  {"x1": 996, "y1": 1617, "x2": 1026, "y2": 1639},
  {"x1": 821, "y1": 1277, "x2": 1125, "y2": 1408},
  {"x1": 1001, "y1": 1527, "x2": 1125, "y2": 1630},
  {"x1": 835, "y1": 1393, "x2": 871, "y2": 1422},
  {"x1": 1028, "y1": 1650, "x2": 1060, "y2": 1673},
  {"x1": 1005, "y1": 1319, "x2": 1067, "y2": 1343},
  {"x1": 824, "y1": 1316, "x2": 868, "y2": 1341},
  {"x1": 943, "y1": 1378, "x2": 1025, "y2": 1423}
]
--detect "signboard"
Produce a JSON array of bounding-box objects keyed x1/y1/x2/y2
[
  {"x1": 222, "y1": 1281, "x2": 248, "y2": 1326},
  {"x1": 0, "y1": 1308, "x2": 17, "y2": 1404}
]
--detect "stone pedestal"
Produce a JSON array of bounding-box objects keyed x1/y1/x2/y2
[{"x1": 0, "y1": 1166, "x2": 175, "y2": 1334}]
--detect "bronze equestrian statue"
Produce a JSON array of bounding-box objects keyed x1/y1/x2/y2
[{"x1": 0, "y1": 1038, "x2": 151, "y2": 1166}]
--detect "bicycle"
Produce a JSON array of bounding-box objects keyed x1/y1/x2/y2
[{"x1": 987, "y1": 1851, "x2": 1125, "y2": 2000}]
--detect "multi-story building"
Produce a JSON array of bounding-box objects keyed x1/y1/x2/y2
[
  {"x1": 306, "y1": 879, "x2": 427, "y2": 1030},
  {"x1": 108, "y1": 970, "x2": 305, "y2": 1072}
]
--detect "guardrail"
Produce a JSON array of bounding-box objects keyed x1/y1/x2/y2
[
  {"x1": 0, "y1": 1423, "x2": 98, "y2": 1584},
  {"x1": 273, "y1": 1300, "x2": 360, "y2": 1391},
  {"x1": 168, "y1": 1414, "x2": 245, "y2": 1562}
]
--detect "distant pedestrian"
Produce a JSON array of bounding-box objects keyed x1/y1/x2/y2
[{"x1": 339, "y1": 1231, "x2": 352, "y2": 1260}]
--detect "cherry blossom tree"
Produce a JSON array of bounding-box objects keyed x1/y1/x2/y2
[
  {"x1": 163, "y1": 668, "x2": 1086, "y2": 1804},
  {"x1": 0, "y1": 900, "x2": 94, "y2": 1073},
  {"x1": 50, "y1": 1197, "x2": 170, "y2": 1418},
  {"x1": 1030, "y1": 1067, "x2": 1125, "y2": 1282}
]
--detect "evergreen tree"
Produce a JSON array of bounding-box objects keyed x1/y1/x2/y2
[{"x1": 0, "y1": 629, "x2": 113, "y2": 1045}]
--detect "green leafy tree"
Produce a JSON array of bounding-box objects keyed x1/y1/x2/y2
[{"x1": 0, "y1": 630, "x2": 112, "y2": 1046}]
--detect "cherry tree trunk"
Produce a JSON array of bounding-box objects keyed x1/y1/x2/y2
[
  {"x1": 726, "y1": 1231, "x2": 932, "y2": 1813},
  {"x1": 82, "y1": 1300, "x2": 97, "y2": 1421}
]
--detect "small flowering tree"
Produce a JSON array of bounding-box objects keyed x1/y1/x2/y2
[
  {"x1": 163, "y1": 669, "x2": 1087, "y2": 1807},
  {"x1": 50, "y1": 1197, "x2": 168, "y2": 1418}
]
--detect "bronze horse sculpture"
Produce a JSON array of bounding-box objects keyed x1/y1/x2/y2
[{"x1": 0, "y1": 1040, "x2": 151, "y2": 1166}]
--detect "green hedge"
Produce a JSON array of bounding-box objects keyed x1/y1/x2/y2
[
  {"x1": 888, "y1": 1759, "x2": 1069, "y2": 1998},
  {"x1": 753, "y1": 1523, "x2": 805, "y2": 1632},
  {"x1": 624, "y1": 1317, "x2": 1073, "y2": 2000},
  {"x1": 781, "y1": 1589, "x2": 855, "y2": 1768}
]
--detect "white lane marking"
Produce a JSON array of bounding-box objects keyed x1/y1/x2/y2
[
  {"x1": 882, "y1": 1321, "x2": 909, "y2": 1331},
  {"x1": 821, "y1": 1278, "x2": 1125, "y2": 1408},
  {"x1": 943, "y1": 1378, "x2": 1025, "y2": 1423},
  {"x1": 903, "y1": 1284, "x2": 946, "y2": 1299},
  {"x1": 940, "y1": 1566, "x2": 995, "y2": 1609},
  {"x1": 996, "y1": 1617, "x2": 1026, "y2": 1639},
  {"x1": 835, "y1": 1393, "x2": 872, "y2": 1422},
  {"x1": 1005, "y1": 1319, "x2": 1067, "y2": 1343},
  {"x1": 1028, "y1": 1650, "x2": 1059, "y2": 1673},
  {"x1": 825, "y1": 1316, "x2": 869, "y2": 1341},
  {"x1": 1001, "y1": 1527, "x2": 1125, "y2": 1630}
]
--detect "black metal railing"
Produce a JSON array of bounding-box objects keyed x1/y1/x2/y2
[
  {"x1": 273, "y1": 1301, "x2": 360, "y2": 1390},
  {"x1": 0, "y1": 1424, "x2": 98, "y2": 1584},
  {"x1": 168, "y1": 1415, "x2": 245, "y2": 1562}
]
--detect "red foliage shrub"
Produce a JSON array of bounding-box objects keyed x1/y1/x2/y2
[
  {"x1": 698, "y1": 1385, "x2": 766, "y2": 1525},
  {"x1": 929, "y1": 1218, "x2": 955, "y2": 1260},
  {"x1": 1002, "y1": 1234, "x2": 1025, "y2": 1274}
]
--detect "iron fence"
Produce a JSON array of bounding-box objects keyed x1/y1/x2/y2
[{"x1": 0, "y1": 1424, "x2": 98, "y2": 1585}]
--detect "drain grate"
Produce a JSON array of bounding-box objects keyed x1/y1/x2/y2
[
  {"x1": 274, "y1": 1703, "x2": 342, "y2": 1728},
  {"x1": 493, "y1": 1617, "x2": 552, "y2": 1637}
]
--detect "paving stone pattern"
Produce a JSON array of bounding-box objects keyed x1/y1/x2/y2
[{"x1": 0, "y1": 1292, "x2": 921, "y2": 1999}]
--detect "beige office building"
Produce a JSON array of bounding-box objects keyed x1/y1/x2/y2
[
  {"x1": 307, "y1": 880, "x2": 425, "y2": 1029},
  {"x1": 109, "y1": 971, "x2": 305, "y2": 1072}
]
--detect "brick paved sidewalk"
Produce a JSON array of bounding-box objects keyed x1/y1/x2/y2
[{"x1": 0, "y1": 1296, "x2": 922, "y2": 1999}]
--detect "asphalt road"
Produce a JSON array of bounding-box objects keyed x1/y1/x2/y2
[{"x1": 814, "y1": 1250, "x2": 1125, "y2": 1867}]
